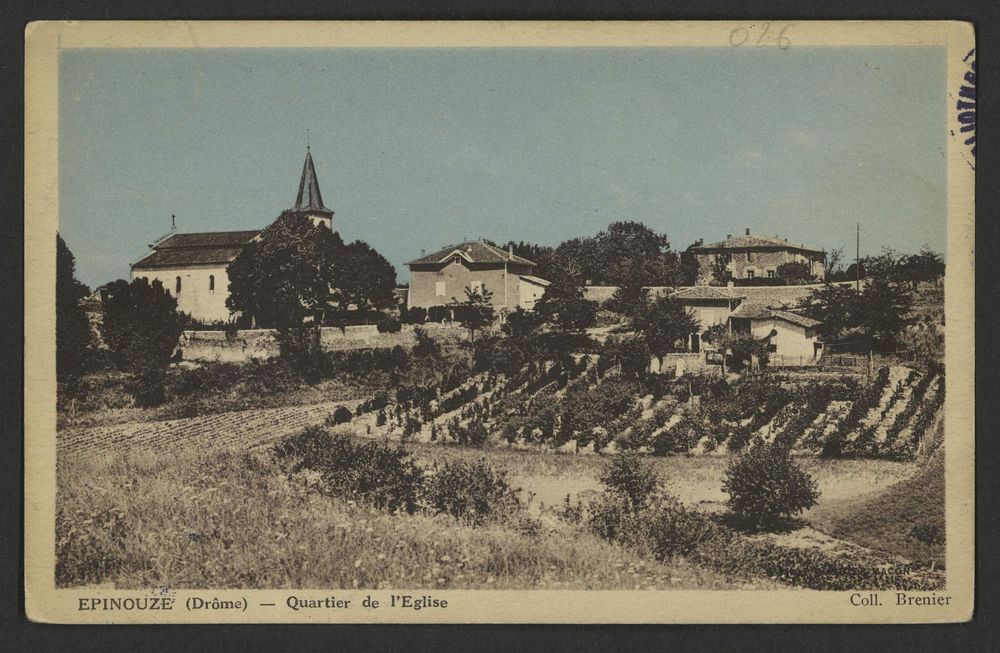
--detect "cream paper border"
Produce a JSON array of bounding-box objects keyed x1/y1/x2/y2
[{"x1": 24, "y1": 20, "x2": 975, "y2": 624}]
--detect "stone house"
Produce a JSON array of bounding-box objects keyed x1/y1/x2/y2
[
  {"x1": 406, "y1": 241, "x2": 550, "y2": 312},
  {"x1": 131, "y1": 148, "x2": 334, "y2": 323},
  {"x1": 691, "y1": 229, "x2": 826, "y2": 285},
  {"x1": 671, "y1": 283, "x2": 823, "y2": 359}
]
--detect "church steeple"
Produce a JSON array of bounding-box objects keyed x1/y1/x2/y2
[{"x1": 293, "y1": 147, "x2": 334, "y2": 229}]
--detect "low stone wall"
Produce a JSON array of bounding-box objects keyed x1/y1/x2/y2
[
  {"x1": 650, "y1": 352, "x2": 707, "y2": 376},
  {"x1": 179, "y1": 323, "x2": 465, "y2": 363}
]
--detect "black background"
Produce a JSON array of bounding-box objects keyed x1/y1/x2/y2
[{"x1": 2, "y1": 2, "x2": 997, "y2": 650}]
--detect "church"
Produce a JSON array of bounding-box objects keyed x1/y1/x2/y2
[{"x1": 131, "y1": 149, "x2": 334, "y2": 324}]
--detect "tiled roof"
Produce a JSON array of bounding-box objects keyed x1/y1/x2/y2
[
  {"x1": 407, "y1": 241, "x2": 536, "y2": 267},
  {"x1": 520, "y1": 274, "x2": 550, "y2": 287},
  {"x1": 133, "y1": 246, "x2": 248, "y2": 268},
  {"x1": 693, "y1": 234, "x2": 824, "y2": 254},
  {"x1": 152, "y1": 231, "x2": 261, "y2": 248},
  {"x1": 729, "y1": 302, "x2": 774, "y2": 319},
  {"x1": 132, "y1": 230, "x2": 260, "y2": 269},
  {"x1": 671, "y1": 286, "x2": 746, "y2": 301},
  {"x1": 770, "y1": 310, "x2": 822, "y2": 328},
  {"x1": 729, "y1": 302, "x2": 822, "y2": 328}
]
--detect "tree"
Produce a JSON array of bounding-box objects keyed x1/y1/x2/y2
[
  {"x1": 799, "y1": 283, "x2": 860, "y2": 343},
  {"x1": 675, "y1": 240, "x2": 703, "y2": 286},
  {"x1": 710, "y1": 254, "x2": 732, "y2": 286},
  {"x1": 607, "y1": 259, "x2": 649, "y2": 317},
  {"x1": 601, "y1": 334, "x2": 651, "y2": 379},
  {"x1": 630, "y1": 294, "x2": 699, "y2": 365},
  {"x1": 452, "y1": 286, "x2": 496, "y2": 344},
  {"x1": 535, "y1": 271, "x2": 598, "y2": 335},
  {"x1": 856, "y1": 277, "x2": 914, "y2": 352},
  {"x1": 722, "y1": 439, "x2": 819, "y2": 531},
  {"x1": 56, "y1": 234, "x2": 92, "y2": 385},
  {"x1": 101, "y1": 277, "x2": 183, "y2": 406},
  {"x1": 702, "y1": 327, "x2": 770, "y2": 373},
  {"x1": 503, "y1": 241, "x2": 559, "y2": 282},
  {"x1": 101, "y1": 278, "x2": 183, "y2": 371},
  {"x1": 332, "y1": 239, "x2": 398, "y2": 319},
  {"x1": 825, "y1": 246, "x2": 845, "y2": 281},
  {"x1": 776, "y1": 261, "x2": 812, "y2": 285},
  {"x1": 895, "y1": 246, "x2": 945, "y2": 289},
  {"x1": 552, "y1": 221, "x2": 680, "y2": 287},
  {"x1": 227, "y1": 210, "x2": 341, "y2": 328}
]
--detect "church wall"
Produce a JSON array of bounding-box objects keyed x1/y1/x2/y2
[{"x1": 132, "y1": 263, "x2": 234, "y2": 324}]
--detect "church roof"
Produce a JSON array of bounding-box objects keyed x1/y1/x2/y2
[
  {"x1": 294, "y1": 148, "x2": 333, "y2": 216},
  {"x1": 407, "y1": 241, "x2": 537, "y2": 267},
  {"x1": 132, "y1": 230, "x2": 260, "y2": 269}
]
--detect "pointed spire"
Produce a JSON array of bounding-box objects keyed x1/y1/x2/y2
[{"x1": 294, "y1": 148, "x2": 333, "y2": 216}]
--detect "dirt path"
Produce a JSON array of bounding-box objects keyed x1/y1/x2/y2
[{"x1": 58, "y1": 400, "x2": 357, "y2": 461}]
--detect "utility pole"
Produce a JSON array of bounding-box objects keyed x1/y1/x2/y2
[{"x1": 856, "y1": 223, "x2": 861, "y2": 292}]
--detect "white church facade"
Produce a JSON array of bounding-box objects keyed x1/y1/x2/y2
[{"x1": 131, "y1": 149, "x2": 334, "y2": 324}]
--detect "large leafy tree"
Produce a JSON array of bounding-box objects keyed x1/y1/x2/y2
[
  {"x1": 776, "y1": 261, "x2": 812, "y2": 285},
  {"x1": 227, "y1": 211, "x2": 341, "y2": 327},
  {"x1": 552, "y1": 221, "x2": 680, "y2": 287},
  {"x1": 535, "y1": 271, "x2": 598, "y2": 335},
  {"x1": 799, "y1": 283, "x2": 860, "y2": 342},
  {"x1": 895, "y1": 246, "x2": 945, "y2": 289},
  {"x1": 857, "y1": 278, "x2": 915, "y2": 352},
  {"x1": 333, "y1": 239, "x2": 398, "y2": 317},
  {"x1": 630, "y1": 294, "x2": 699, "y2": 364},
  {"x1": 56, "y1": 234, "x2": 93, "y2": 385},
  {"x1": 101, "y1": 277, "x2": 183, "y2": 371}
]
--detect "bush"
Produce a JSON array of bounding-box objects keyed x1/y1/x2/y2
[
  {"x1": 329, "y1": 406, "x2": 354, "y2": 424},
  {"x1": 376, "y1": 316, "x2": 402, "y2": 333},
  {"x1": 421, "y1": 459, "x2": 521, "y2": 525},
  {"x1": 722, "y1": 439, "x2": 819, "y2": 530},
  {"x1": 275, "y1": 323, "x2": 325, "y2": 383},
  {"x1": 402, "y1": 306, "x2": 427, "y2": 325},
  {"x1": 598, "y1": 451, "x2": 658, "y2": 510},
  {"x1": 129, "y1": 365, "x2": 167, "y2": 407},
  {"x1": 273, "y1": 428, "x2": 422, "y2": 513}
]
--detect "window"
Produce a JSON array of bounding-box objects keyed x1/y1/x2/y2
[
  {"x1": 470, "y1": 280, "x2": 483, "y2": 294},
  {"x1": 767, "y1": 270, "x2": 775, "y2": 278},
  {"x1": 746, "y1": 270, "x2": 755, "y2": 279},
  {"x1": 435, "y1": 281, "x2": 447, "y2": 297},
  {"x1": 747, "y1": 251, "x2": 754, "y2": 262},
  {"x1": 209, "y1": 274, "x2": 215, "y2": 291},
  {"x1": 175, "y1": 276, "x2": 182, "y2": 293}
]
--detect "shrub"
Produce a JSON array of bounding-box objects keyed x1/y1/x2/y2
[
  {"x1": 329, "y1": 406, "x2": 354, "y2": 424},
  {"x1": 412, "y1": 326, "x2": 440, "y2": 359},
  {"x1": 376, "y1": 316, "x2": 402, "y2": 333},
  {"x1": 402, "y1": 306, "x2": 427, "y2": 325},
  {"x1": 129, "y1": 365, "x2": 167, "y2": 407},
  {"x1": 421, "y1": 459, "x2": 521, "y2": 525},
  {"x1": 599, "y1": 451, "x2": 658, "y2": 511},
  {"x1": 273, "y1": 428, "x2": 422, "y2": 513},
  {"x1": 722, "y1": 439, "x2": 819, "y2": 530},
  {"x1": 275, "y1": 323, "x2": 325, "y2": 383}
]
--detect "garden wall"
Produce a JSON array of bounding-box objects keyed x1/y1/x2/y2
[
  {"x1": 178, "y1": 323, "x2": 466, "y2": 363},
  {"x1": 650, "y1": 352, "x2": 707, "y2": 376}
]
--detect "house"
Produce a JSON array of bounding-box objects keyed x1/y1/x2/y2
[
  {"x1": 131, "y1": 148, "x2": 334, "y2": 323},
  {"x1": 691, "y1": 228, "x2": 826, "y2": 285},
  {"x1": 671, "y1": 284, "x2": 823, "y2": 360},
  {"x1": 406, "y1": 241, "x2": 550, "y2": 312},
  {"x1": 729, "y1": 303, "x2": 823, "y2": 359}
]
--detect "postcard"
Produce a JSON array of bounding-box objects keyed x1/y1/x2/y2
[{"x1": 24, "y1": 20, "x2": 975, "y2": 623}]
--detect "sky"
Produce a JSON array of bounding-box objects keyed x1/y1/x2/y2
[{"x1": 58, "y1": 46, "x2": 946, "y2": 288}]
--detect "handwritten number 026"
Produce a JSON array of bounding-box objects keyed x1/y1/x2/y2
[{"x1": 729, "y1": 24, "x2": 791, "y2": 50}]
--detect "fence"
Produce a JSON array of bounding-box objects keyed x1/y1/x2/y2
[{"x1": 769, "y1": 353, "x2": 870, "y2": 368}]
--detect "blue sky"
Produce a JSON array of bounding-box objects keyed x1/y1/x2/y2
[{"x1": 59, "y1": 47, "x2": 946, "y2": 287}]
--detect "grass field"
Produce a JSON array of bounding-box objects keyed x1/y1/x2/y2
[{"x1": 56, "y1": 447, "x2": 768, "y2": 590}]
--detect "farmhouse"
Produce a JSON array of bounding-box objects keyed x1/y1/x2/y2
[
  {"x1": 131, "y1": 148, "x2": 334, "y2": 323},
  {"x1": 671, "y1": 284, "x2": 823, "y2": 359},
  {"x1": 692, "y1": 228, "x2": 826, "y2": 285},
  {"x1": 406, "y1": 241, "x2": 550, "y2": 312}
]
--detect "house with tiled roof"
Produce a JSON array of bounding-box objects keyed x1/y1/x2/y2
[
  {"x1": 691, "y1": 228, "x2": 826, "y2": 285},
  {"x1": 406, "y1": 241, "x2": 550, "y2": 312},
  {"x1": 131, "y1": 148, "x2": 334, "y2": 323},
  {"x1": 670, "y1": 282, "x2": 824, "y2": 359}
]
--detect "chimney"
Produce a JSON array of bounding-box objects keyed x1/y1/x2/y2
[
  {"x1": 727, "y1": 281, "x2": 735, "y2": 288},
  {"x1": 508, "y1": 244, "x2": 514, "y2": 259},
  {"x1": 745, "y1": 227, "x2": 751, "y2": 235},
  {"x1": 726, "y1": 234, "x2": 732, "y2": 240}
]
